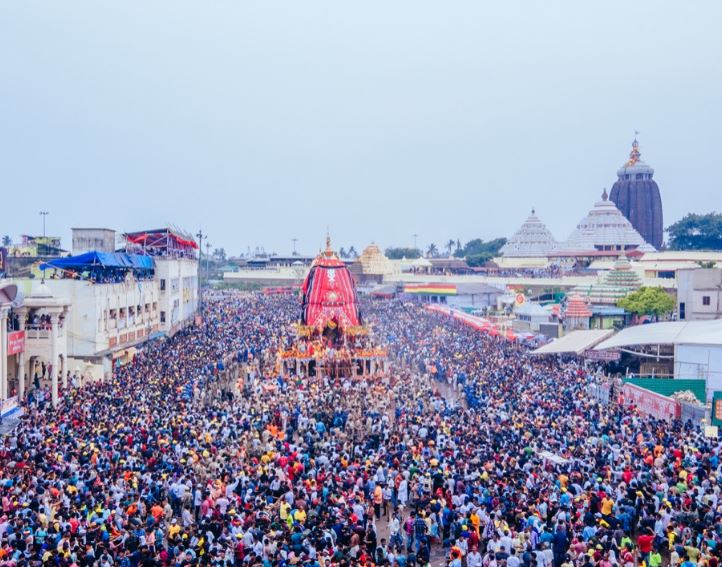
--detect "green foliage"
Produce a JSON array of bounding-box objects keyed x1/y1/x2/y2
[
  {"x1": 465, "y1": 253, "x2": 495, "y2": 267},
  {"x1": 1, "y1": 235, "x2": 11, "y2": 247},
  {"x1": 696, "y1": 260, "x2": 717, "y2": 269},
  {"x1": 617, "y1": 287, "x2": 676, "y2": 318},
  {"x1": 426, "y1": 243, "x2": 439, "y2": 258},
  {"x1": 667, "y1": 213, "x2": 722, "y2": 250},
  {"x1": 385, "y1": 247, "x2": 421, "y2": 259},
  {"x1": 453, "y1": 237, "x2": 507, "y2": 259}
]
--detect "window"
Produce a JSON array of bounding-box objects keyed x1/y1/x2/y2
[
  {"x1": 703, "y1": 296, "x2": 711, "y2": 306},
  {"x1": 160, "y1": 311, "x2": 166, "y2": 323},
  {"x1": 679, "y1": 302, "x2": 686, "y2": 320},
  {"x1": 160, "y1": 279, "x2": 166, "y2": 291}
]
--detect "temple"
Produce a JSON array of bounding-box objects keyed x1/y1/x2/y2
[
  {"x1": 500, "y1": 209, "x2": 558, "y2": 257},
  {"x1": 609, "y1": 138, "x2": 664, "y2": 249},
  {"x1": 559, "y1": 189, "x2": 655, "y2": 253},
  {"x1": 278, "y1": 236, "x2": 387, "y2": 379}
]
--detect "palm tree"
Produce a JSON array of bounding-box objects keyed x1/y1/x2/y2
[
  {"x1": 347, "y1": 246, "x2": 358, "y2": 259},
  {"x1": 339, "y1": 247, "x2": 348, "y2": 259},
  {"x1": 1, "y1": 235, "x2": 10, "y2": 247},
  {"x1": 446, "y1": 239, "x2": 455, "y2": 257},
  {"x1": 426, "y1": 243, "x2": 439, "y2": 258}
]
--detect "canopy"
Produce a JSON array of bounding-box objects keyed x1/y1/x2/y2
[
  {"x1": 532, "y1": 329, "x2": 614, "y2": 355},
  {"x1": 41, "y1": 252, "x2": 155, "y2": 271},
  {"x1": 595, "y1": 320, "x2": 722, "y2": 349}
]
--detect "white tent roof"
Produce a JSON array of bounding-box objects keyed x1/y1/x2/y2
[
  {"x1": 595, "y1": 320, "x2": 722, "y2": 350},
  {"x1": 532, "y1": 329, "x2": 614, "y2": 355}
]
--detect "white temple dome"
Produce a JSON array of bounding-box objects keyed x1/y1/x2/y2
[
  {"x1": 500, "y1": 209, "x2": 558, "y2": 257},
  {"x1": 560, "y1": 189, "x2": 655, "y2": 253}
]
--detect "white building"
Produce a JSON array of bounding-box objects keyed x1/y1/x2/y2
[
  {"x1": 72, "y1": 228, "x2": 117, "y2": 255},
  {"x1": 155, "y1": 257, "x2": 199, "y2": 334},
  {"x1": 676, "y1": 268, "x2": 722, "y2": 321},
  {"x1": 500, "y1": 209, "x2": 558, "y2": 258},
  {"x1": 14, "y1": 274, "x2": 160, "y2": 384},
  {"x1": 559, "y1": 189, "x2": 655, "y2": 253},
  {"x1": 123, "y1": 228, "x2": 199, "y2": 336}
]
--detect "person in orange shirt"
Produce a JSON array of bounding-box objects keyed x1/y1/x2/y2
[{"x1": 373, "y1": 484, "x2": 383, "y2": 520}]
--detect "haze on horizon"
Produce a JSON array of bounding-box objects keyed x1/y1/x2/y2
[{"x1": 1, "y1": 1, "x2": 720, "y2": 257}]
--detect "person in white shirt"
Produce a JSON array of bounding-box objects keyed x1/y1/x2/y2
[{"x1": 467, "y1": 548, "x2": 483, "y2": 567}]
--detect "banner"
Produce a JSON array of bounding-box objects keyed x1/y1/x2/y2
[
  {"x1": 7, "y1": 330, "x2": 25, "y2": 355},
  {"x1": 622, "y1": 383, "x2": 680, "y2": 420}
]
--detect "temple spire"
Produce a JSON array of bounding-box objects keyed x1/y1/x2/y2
[
  {"x1": 625, "y1": 133, "x2": 641, "y2": 166},
  {"x1": 601, "y1": 187, "x2": 608, "y2": 201}
]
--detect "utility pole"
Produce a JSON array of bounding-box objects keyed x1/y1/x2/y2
[
  {"x1": 292, "y1": 238, "x2": 298, "y2": 256},
  {"x1": 413, "y1": 233, "x2": 418, "y2": 252},
  {"x1": 196, "y1": 229, "x2": 204, "y2": 318},
  {"x1": 40, "y1": 211, "x2": 49, "y2": 239}
]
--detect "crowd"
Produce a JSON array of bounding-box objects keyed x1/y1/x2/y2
[{"x1": 0, "y1": 292, "x2": 719, "y2": 567}]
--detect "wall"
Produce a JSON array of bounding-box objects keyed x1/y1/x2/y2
[
  {"x1": 677, "y1": 268, "x2": 722, "y2": 321},
  {"x1": 42, "y1": 278, "x2": 160, "y2": 357},
  {"x1": 156, "y1": 257, "x2": 198, "y2": 335}
]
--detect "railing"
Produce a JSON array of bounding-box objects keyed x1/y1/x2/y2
[{"x1": 25, "y1": 324, "x2": 64, "y2": 339}]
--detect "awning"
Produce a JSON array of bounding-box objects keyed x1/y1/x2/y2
[
  {"x1": 595, "y1": 320, "x2": 722, "y2": 350},
  {"x1": 41, "y1": 252, "x2": 155, "y2": 271},
  {"x1": 532, "y1": 329, "x2": 615, "y2": 355}
]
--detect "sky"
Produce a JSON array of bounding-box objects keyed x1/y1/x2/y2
[{"x1": 1, "y1": 1, "x2": 720, "y2": 257}]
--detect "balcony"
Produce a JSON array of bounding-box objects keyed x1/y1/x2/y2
[{"x1": 26, "y1": 324, "x2": 64, "y2": 340}]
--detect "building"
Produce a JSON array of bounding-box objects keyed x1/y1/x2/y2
[
  {"x1": 677, "y1": 268, "x2": 722, "y2": 321},
  {"x1": 500, "y1": 209, "x2": 558, "y2": 258},
  {"x1": 403, "y1": 282, "x2": 503, "y2": 309},
  {"x1": 72, "y1": 228, "x2": 117, "y2": 255},
  {"x1": 596, "y1": 320, "x2": 722, "y2": 399},
  {"x1": 574, "y1": 256, "x2": 642, "y2": 305},
  {"x1": 636, "y1": 251, "x2": 722, "y2": 280},
  {"x1": 349, "y1": 243, "x2": 395, "y2": 284},
  {"x1": 513, "y1": 302, "x2": 550, "y2": 332},
  {"x1": 8, "y1": 235, "x2": 66, "y2": 257},
  {"x1": 563, "y1": 293, "x2": 592, "y2": 330},
  {"x1": 123, "y1": 228, "x2": 199, "y2": 335},
  {"x1": 609, "y1": 138, "x2": 664, "y2": 249},
  {"x1": 559, "y1": 189, "x2": 655, "y2": 254},
  {"x1": 27, "y1": 251, "x2": 160, "y2": 382}
]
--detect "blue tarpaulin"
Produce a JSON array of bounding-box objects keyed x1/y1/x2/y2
[{"x1": 41, "y1": 252, "x2": 155, "y2": 271}]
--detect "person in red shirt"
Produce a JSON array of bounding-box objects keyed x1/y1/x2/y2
[{"x1": 637, "y1": 528, "x2": 655, "y2": 565}]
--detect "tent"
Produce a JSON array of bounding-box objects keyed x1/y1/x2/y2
[
  {"x1": 532, "y1": 329, "x2": 615, "y2": 356},
  {"x1": 41, "y1": 252, "x2": 155, "y2": 271}
]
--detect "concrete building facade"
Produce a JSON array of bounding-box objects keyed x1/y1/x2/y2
[{"x1": 677, "y1": 268, "x2": 722, "y2": 321}]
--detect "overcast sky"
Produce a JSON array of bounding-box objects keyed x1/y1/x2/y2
[{"x1": 1, "y1": 1, "x2": 720, "y2": 256}]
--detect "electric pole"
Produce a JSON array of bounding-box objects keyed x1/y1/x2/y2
[
  {"x1": 292, "y1": 238, "x2": 298, "y2": 256},
  {"x1": 413, "y1": 233, "x2": 418, "y2": 252},
  {"x1": 40, "y1": 211, "x2": 49, "y2": 239},
  {"x1": 196, "y1": 229, "x2": 204, "y2": 318}
]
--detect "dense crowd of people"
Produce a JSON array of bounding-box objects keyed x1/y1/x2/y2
[{"x1": 0, "y1": 292, "x2": 720, "y2": 567}]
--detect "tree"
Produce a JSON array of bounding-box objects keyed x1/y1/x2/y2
[
  {"x1": 1, "y1": 235, "x2": 10, "y2": 247},
  {"x1": 445, "y1": 239, "x2": 456, "y2": 257},
  {"x1": 617, "y1": 287, "x2": 676, "y2": 320},
  {"x1": 667, "y1": 212, "x2": 722, "y2": 250},
  {"x1": 454, "y1": 237, "x2": 507, "y2": 259},
  {"x1": 385, "y1": 247, "x2": 421, "y2": 259},
  {"x1": 347, "y1": 246, "x2": 358, "y2": 259},
  {"x1": 465, "y1": 253, "x2": 495, "y2": 267},
  {"x1": 338, "y1": 247, "x2": 348, "y2": 259},
  {"x1": 213, "y1": 248, "x2": 226, "y2": 262},
  {"x1": 426, "y1": 243, "x2": 439, "y2": 258}
]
